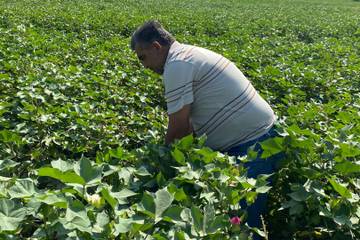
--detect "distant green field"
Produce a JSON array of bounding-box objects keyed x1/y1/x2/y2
[{"x1": 1, "y1": 0, "x2": 359, "y2": 239}]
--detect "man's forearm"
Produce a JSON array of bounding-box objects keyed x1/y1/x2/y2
[
  {"x1": 165, "y1": 104, "x2": 193, "y2": 145},
  {"x1": 165, "y1": 121, "x2": 193, "y2": 145}
]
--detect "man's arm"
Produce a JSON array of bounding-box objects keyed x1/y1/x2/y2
[{"x1": 165, "y1": 104, "x2": 193, "y2": 145}]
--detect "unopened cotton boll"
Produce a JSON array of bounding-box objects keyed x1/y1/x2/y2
[{"x1": 87, "y1": 194, "x2": 103, "y2": 208}]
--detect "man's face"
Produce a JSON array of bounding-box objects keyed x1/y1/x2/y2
[{"x1": 135, "y1": 42, "x2": 166, "y2": 75}]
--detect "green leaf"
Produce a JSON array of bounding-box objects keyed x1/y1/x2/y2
[
  {"x1": 246, "y1": 192, "x2": 258, "y2": 205},
  {"x1": 155, "y1": 188, "x2": 174, "y2": 222},
  {"x1": 152, "y1": 233, "x2": 168, "y2": 240},
  {"x1": 162, "y1": 206, "x2": 183, "y2": 223},
  {"x1": 8, "y1": 178, "x2": 37, "y2": 198},
  {"x1": 36, "y1": 193, "x2": 67, "y2": 208},
  {"x1": 0, "y1": 130, "x2": 22, "y2": 144},
  {"x1": 207, "y1": 215, "x2": 228, "y2": 234},
  {"x1": 298, "y1": 167, "x2": 321, "y2": 179},
  {"x1": 333, "y1": 215, "x2": 352, "y2": 226},
  {"x1": 288, "y1": 187, "x2": 311, "y2": 202},
  {"x1": 195, "y1": 147, "x2": 217, "y2": 163},
  {"x1": 174, "y1": 231, "x2": 188, "y2": 240},
  {"x1": 0, "y1": 159, "x2": 19, "y2": 170},
  {"x1": 0, "y1": 182, "x2": 8, "y2": 198},
  {"x1": 203, "y1": 204, "x2": 215, "y2": 233},
  {"x1": 200, "y1": 192, "x2": 216, "y2": 203},
  {"x1": 168, "y1": 184, "x2": 189, "y2": 202},
  {"x1": 339, "y1": 143, "x2": 360, "y2": 158},
  {"x1": 101, "y1": 187, "x2": 118, "y2": 209},
  {"x1": 171, "y1": 148, "x2": 186, "y2": 164},
  {"x1": 62, "y1": 200, "x2": 91, "y2": 233},
  {"x1": 177, "y1": 134, "x2": 194, "y2": 150},
  {"x1": 328, "y1": 177, "x2": 352, "y2": 199},
  {"x1": 109, "y1": 146, "x2": 124, "y2": 159},
  {"x1": 334, "y1": 161, "x2": 360, "y2": 174},
  {"x1": 96, "y1": 211, "x2": 110, "y2": 228},
  {"x1": 112, "y1": 188, "x2": 138, "y2": 201},
  {"x1": 289, "y1": 202, "x2": 304, "y2": 215},
  {"x1": 180, "y1": 208, "x2": 192, "y2": 222},
  {"x1": 256, "y1": 185, "x2": 272, "y2": 194},
  {"x1": 51, "y1": 159, "x2": 73, "y2": 172},
  {"x1": 191, "y1": 206, "x2": 204, "y2": 234},
  {"x1": 114, "y1": 218, "x2": 133, "y2": 235},
  {"x1": 118, "y1": 167, "x2": 134, "y2": 184},
  {"x1": 0, "y1": 102, "x2": 12, "y2": 116},
  {"x1": 138, "y1": 192, "x2": 155, "y2": 218},
  {"x1": 134, "y1": 166, "x2": 152, "y2": 176},
  {"x1": 352, "y1": 179, "x2": 360, "y2": 190},
  {"x1": 77, "y1": 158, "x2": 103, "y2": 185},
  {"x1": 260, "y1": 137, "x2": 284, "y2": 158},
  {"x1": 181, "y1": 168, "x2": 201, "y2": 180},
  {"x1": 93, "y1": 211, "x2": 110, "y2": 233},
  {"x1": 0, "y1": 199, "x2": 27, "y2": 231},
  {"x1": 156, "y1": 172, "x2": 166, "y2": 187},
  {"x1": 38, "y1": 167, "x2": 85, "y2": 185},
  {"x1": 174, "y1": 188, "x2": 189, "y2": 202}
]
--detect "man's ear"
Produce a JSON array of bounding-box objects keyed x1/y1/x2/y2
[{"x1": 152, "y1": 41, "x2": 162, "y2": 50}]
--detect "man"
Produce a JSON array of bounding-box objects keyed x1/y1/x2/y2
[{"x1": 131, "y1": 20, "x2": 278, "y2": 239}]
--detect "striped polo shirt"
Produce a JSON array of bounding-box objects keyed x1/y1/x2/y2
[{"x1": 163, "y1": 41, "x2": 275, "y2": 151}]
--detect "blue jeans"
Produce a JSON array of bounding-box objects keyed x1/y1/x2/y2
[{"x1": 225, "y1": 126, "x2": 282, "y2": 240}]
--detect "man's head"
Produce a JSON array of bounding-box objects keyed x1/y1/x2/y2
[{"x1": 131, "y1": 20, "x2": 175, "y2": 74}]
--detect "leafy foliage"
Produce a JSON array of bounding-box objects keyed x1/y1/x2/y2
[{"x1": 0, "y1": 0, "x2": 359, "y2": 239}]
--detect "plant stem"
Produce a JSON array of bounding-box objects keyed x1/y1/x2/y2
[{"x1": 260, "y1": 215, "x2": 269, "y2": 240}]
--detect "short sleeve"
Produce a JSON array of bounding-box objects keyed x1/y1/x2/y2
[{"x1": 163, "y1": 61, "x2": 195, "y2": 115}]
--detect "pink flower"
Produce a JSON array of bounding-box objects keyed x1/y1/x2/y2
[{"x1": 230, "y1": 216, "x2": 241, "y2": 225}]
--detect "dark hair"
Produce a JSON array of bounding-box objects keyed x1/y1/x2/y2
[{"x1": 130, "y1": 20, "x2": 175, "y2": 50}]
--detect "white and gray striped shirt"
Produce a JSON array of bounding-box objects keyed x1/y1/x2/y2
[{"x1": 163, "y1": 41, "x2": 275, "y2": 151}]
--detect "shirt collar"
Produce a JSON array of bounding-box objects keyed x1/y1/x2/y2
[{"x1": 164, "y1": 41, "x2": 182, "y2": 67}]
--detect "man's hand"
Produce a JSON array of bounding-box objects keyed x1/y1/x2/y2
[{"x1": 165, "y1": 104, "x2": 193, "y2": 145}]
